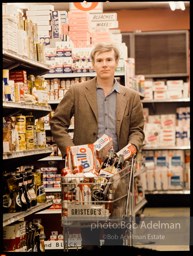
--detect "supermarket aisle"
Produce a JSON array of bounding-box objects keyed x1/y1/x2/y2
[{"x1": 134, "y1": 207, "x2": 190, "y2": 251}]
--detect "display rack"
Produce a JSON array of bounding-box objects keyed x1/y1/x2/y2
[
  {"x1": 142, "y1": 94, "x2": 190, "y2": 204},
  {"x1": 2, "y1": 51, "x2": 54, "y2": 241}
]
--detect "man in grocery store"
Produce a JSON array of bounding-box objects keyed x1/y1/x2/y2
[{"x1": 50, "y1": 42, "x2": 145, "y2": 249}]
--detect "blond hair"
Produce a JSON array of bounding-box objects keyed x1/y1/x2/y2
[{"x1": 90, "y1": 42, "x2": 120, "y2": 63}]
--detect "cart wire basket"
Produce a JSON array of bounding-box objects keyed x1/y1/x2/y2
[{"x1": 61, "y1": 157, "x2": 138, "y2": 250}]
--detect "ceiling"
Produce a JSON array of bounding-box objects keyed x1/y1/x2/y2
[{"x1": 5, "y1": 2, "x2": 190, "y2": 11}]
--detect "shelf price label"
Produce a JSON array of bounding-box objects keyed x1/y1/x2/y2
[{"x1": 45, "y1": 241, "x2": 63, "y2": 249}]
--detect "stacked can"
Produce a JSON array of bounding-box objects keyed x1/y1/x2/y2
[
  {"x1": 16, "y1": 115, "x2": 26, "y2": 151},
  {"x1": 26, "y1": 114, "x2": 35, "y2": 150}
]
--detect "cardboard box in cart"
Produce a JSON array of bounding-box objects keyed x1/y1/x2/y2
[
  {"x1": 66, "y1": 144, "x2": 96, "y2": 173},
  {"x1": 93, "y1": 134, "x2": 113, "y2": 162}
]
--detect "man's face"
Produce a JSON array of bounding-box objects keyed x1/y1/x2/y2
[{"x1": 92, "y1": 49, "x2": 118, "y2": 79}]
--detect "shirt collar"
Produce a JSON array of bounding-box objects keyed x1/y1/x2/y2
[{"x1": 96, "y1": 78, "x2": 120, "y2": 93}]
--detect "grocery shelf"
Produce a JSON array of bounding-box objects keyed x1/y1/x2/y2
[
  {"x1": 3, "y1": 147, "x2": 52, "y2": 160},
  {"x1": 3, "y1": 201, "x2": 53, "y2": 227},
  {"x1": 36, "y1": 209, "x2": 61, "y2": 214},
  {"x1": 43, "y1": 71, "x2": 125, "y2": 79},
  {"x1": 143, "y1": 146, "x2": 190, "y2": 150},
  {"x1": 142, "y1": 98, "x2": 190, "y2": 103},
  {"x1": 3, "y1": 101, "x2": 51, "y2": 111},
  {"x1": 45, "y1": 188, "x2": 61, "y2": 192},
  {"x1": 145, "y1": 190, "x2": 190, "y2": 195},
  {"x1": 3, "y1": 101, "x2": 51, "y2": 118},
  {"x1": 38, "y1": 156, "x2": 63, "y2": 161},
  {"x1": 48, "y1": 100, "x2": 61, "y2": 104},
  {"x1": 143, "y1": 73, "x2": 188, "y2": 78},
  {"x1": 3, "y1": 49, "x2": 49, "y2": 75},
  {"x1": 45, "y1": 125, "x2": 74, "y2": 130}
]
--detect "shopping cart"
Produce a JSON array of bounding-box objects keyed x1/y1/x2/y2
[{"x1": 61, "y1": 157, "x2": 138, "y2": 250}]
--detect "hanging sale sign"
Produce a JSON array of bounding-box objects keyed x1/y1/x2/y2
[{"x1": 69, "y1": 2, "x2": 103, "y2": 12}]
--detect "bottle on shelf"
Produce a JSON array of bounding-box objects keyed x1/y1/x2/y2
[
  {"x1": 26, "y1": 221, "x2": 36, "y2": 252},
  {"x1": 33, "y1": 169, "x2": 46, "y2": 203},
  {"x1": 26, "y1": 168, "x2": 37, "y2": 207},
  {"x1": 32, "y1": 76, "x2": 48, "y2": 106},
  {"x1": 21, "y1": 172, "x2": 31, "y2": 210},
  {"x1": 35, "y1": 118, "x2": 46, "y2": 149},
  {"x1": 33, "y1": 219, "x2": 46, "y2": 252},
  {"x1": 28, "y1": 74, "x2": 35, "y2": 95},
  {"x1": 3, "y1": 117, "x2": 12, "y2": 153},
  {"x1": 15, "y1": 173, "x2": 24, "y2": 212},
  {"x1": 16, "y1": 114, "x2": 27, "y2": 151},
  {"x1": 3, "y1": 172, "x2": 12, "y2": 213},
  {"x1": 6, "y1": 172, "x2": 18, "y2": 213},
  {"x1": 26, "y1": 113, "x2": 35, "y2": 150}
]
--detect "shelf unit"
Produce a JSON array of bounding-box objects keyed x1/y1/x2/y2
[
  {"x1": 122, "y1": 32, "x2": 190, "y2": 205},
  {"x1": 122, "y1": 31, "x2": 190, "y2": 202},
  {"x1": 2, "y1": 52, "x2": 54, "y2": 235},
  {"x1": 142, "y1": 94, "x2": 190, "y2": 206}
]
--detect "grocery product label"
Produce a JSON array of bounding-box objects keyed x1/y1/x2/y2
[
  {"x1": 94, "y1": 134, "x2": 113, "y2": 161},
  {"x1": 67, "y1": 204, "x2": 107, "y2": 217},
  {"x1": 117, "y1": 143, "x2": 132, "y2": 160},
  {"x1": 70, "y1": 144, "x2": 95, "y2": 172}
]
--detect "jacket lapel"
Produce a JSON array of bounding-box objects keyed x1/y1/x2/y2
[
  {"x1": 84, "y1": 78, "x2": 98, "y2": 121},
  {"x1": 116, "y1": 87, "x2": 127, "y2": 136}
]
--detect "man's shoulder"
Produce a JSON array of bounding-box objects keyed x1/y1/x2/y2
[
  {"x1": 71, "y1": 77, "x2": 96, "y2": 90},
  {"x1": 119, "y1": 84, "x2": 139, "y2": 95}
]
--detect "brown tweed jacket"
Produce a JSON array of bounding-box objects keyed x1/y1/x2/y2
[{"x1": 50, "y1": 77, "x2": 145, "y2": 157}]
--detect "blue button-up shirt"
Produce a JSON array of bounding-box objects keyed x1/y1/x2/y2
[{"x1": 96, "y1": 79, "x2": 120, "y2": 152}]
